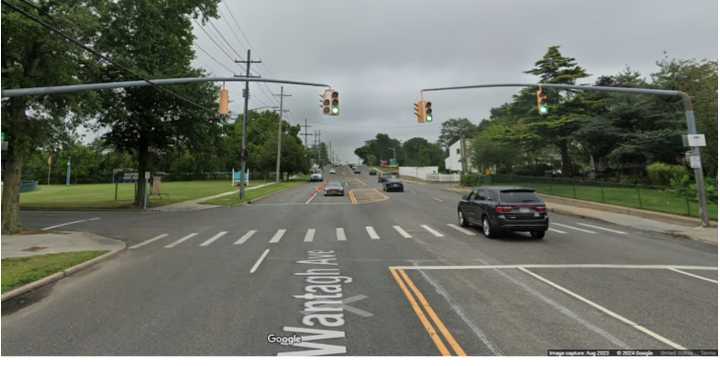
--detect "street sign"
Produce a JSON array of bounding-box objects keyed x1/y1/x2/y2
[
  {"x1": 689, "y1": 155, "x2": 702, "y2": 169},
  {"x1": 683, "y1": 134, "x2": 706, "y2": 147}
]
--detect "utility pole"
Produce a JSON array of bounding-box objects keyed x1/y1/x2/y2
[
  {"x1": 234, "y1": 49, "x2": 262, "y2": 199},
  {"x1": 65, "y1": 157, "x2": 71, "y2": 185},
  {"x1": 301, "y1": 118, "x2": 312, "y2": 147},
  {"x1": 316, "y1": 130, "x2": 322, "y2": 165},
  {"x1": 273, "y1": 86, "x2": 292, "y2": 183},
  {"x1": 460, "y1": 136, "x2": 467, "y2": 183}
]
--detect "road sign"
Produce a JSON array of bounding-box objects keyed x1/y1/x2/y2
[
  {"x1": 683, "y1": 134, "x2": 706, "y2": 147},
  {"x1": 689, "y1": 155, "x2": 702, "y2": 169}
]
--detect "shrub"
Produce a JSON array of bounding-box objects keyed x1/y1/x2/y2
[{"x1": 646, "y1": 162, "x2": 688, "y2": 186}]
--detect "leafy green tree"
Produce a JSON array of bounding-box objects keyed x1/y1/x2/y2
[
  {"x1": 402, "y1": 137, "x2": 445, "y2": 167},
  {"x1": 438, "y1": 118, "x2": 479, "y2": 148},
  {"x1": 94, "y1": 0, "x2": 221, "y2": 207},
  {"x1": 1, "y1": 1, "x2": 101, "y2": 232}
]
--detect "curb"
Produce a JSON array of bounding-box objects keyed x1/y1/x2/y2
[{"x1": 1, "y1": 245, "x2": 127, "y2": 302}]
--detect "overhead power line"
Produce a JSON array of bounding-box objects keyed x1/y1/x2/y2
[{"x1": 3, "y1": 0, "x2": 212, "y2": 112}]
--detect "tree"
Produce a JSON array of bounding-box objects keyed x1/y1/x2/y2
[
  {"x1": 402, "y1": 137, "x2": 445, "y2": 167},
  {"x1": 1, "y1": 1, "x2": 101, "y2": 233},
  {"x1": 525, "y1": 45, "x2": 590, "y2": 176},
  {"x1": 94, "y1": 0, "x2": 221, "y2": 207},
  {"x1": 438, "y1": 118, "x2": 479, "y2": 148}
]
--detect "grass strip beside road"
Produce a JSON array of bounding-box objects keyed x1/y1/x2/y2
[
  {"x1": 2, "y1": 251, "x2": 107, "y2": 293},
  {"x1": 202, "y1": 181, "x2": 306, "y2": 207},
  {"x1": 20, "y1": 180, "x2": 267, "y2": 210}
]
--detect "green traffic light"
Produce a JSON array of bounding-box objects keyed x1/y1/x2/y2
[
  {"x1": 332, "y1": 107, "x2": 339, "y2": 114},
  {"x1": 426, "y1": 115, "x2": 432, "y2": 122},
  {"x1": 539, "y1": 105, "x2": 549, "y2": 114}
]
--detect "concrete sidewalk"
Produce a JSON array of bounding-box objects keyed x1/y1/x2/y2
[
  {"x1": 152, "y1": 182, "x2": 275, "y2": 212},
  {"x1": 2, "y1": 231, "x2": 125, "y2": 259},
  {"x1": 446, "y1": 185, "x2": 717, "y2": 245}
]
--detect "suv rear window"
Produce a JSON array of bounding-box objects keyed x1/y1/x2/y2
[{"x1": 499, "y1": 191, "x2": 540, "y2": 203}]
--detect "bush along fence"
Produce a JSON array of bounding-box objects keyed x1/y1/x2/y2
[{"x1": 462, "y1": 174, "x2": 717, "y2": 220}]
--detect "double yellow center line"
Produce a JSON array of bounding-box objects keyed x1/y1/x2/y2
[
  {"x1": 348, "y1": 190, "x2": 358, "y2": 204},
  {"x1": 389, "y1": 268, "x2": 466, "y2": 356}
]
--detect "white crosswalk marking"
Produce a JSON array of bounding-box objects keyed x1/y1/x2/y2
[
  {"x1": 129, "y1": 233, "x2": 168, "y2": 250},
  {"x1": 393, "y1": 225, "x2": 412, "y2": 238},
  {"x1": 164, "y1": 233, "x2": 198, "y2": 248},
  {"x1": 552, "y1": 223, "x2": 597, "y2": 234},
  {"x1": 336, "y1": 227, "x2": 347, "y2": 241},
  {"x1": 446, "y1": 223, "x2": 476, "y2": 236},
  {"x1": 304, "y1": 228, "x2": 316, "y2": 242},
  {"x1": 199, "y1": 231, "x2": 227, "y2": 247},
  {"x1": 234, "y1": 230, "x2": 257, "y2": 245},
  {"x1": 269, "y1": 229, "x2": 287, "y2": 243},
  {"x1": 576, "y1": 223, "x2": 627, "y2": 235},
  {"x1": 421, "y1": 225, "x2": 444, "y2": 237},
  {"x1": 548, "y1": 228, "x2": 567, "y2": 234},
  {"x1": 365, "y1": 226, "x2": 380, "y2": 240}
]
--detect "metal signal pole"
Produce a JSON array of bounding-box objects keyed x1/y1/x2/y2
[{"x1": 234, "y1": 49, "x2": 262, "y2": 198}]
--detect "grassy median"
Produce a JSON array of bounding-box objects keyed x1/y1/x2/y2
[
  {"x1": 1, "y1": 251, "x2": 107, "y2": 293},
  {"x1": 20, "y1": 180, "x2": 266, "y2": 210},
  {"x1": 203, "y1": 181, "x2": 305, "y2": 207}
]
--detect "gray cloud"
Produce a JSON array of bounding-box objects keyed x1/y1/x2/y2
[{"x1": 193, "y1": 0, "x2": 718, "y2": 163}]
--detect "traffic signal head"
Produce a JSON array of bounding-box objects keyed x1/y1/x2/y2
[
  {"x1": 330, "y1": 90, "x2": 340, "y2": 115},
  {"x1": 424, "y1": 101, "x2": 432, "y2": 122},
  {"x1": 219, "y1": 87, "x2": 230, "y2": 115},
  {"x1": 414, "y1": 100, "x2": 432, "y2": 123},
  {"x1": 536, "y1": 87, "x2": 548, "y2": 115},
  {"x1": 414, "y1": 101, "x2": 423, "y2": 122}
]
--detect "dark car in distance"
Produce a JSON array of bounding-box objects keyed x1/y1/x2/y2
[
  {"x1": 382, "y1": 178, "x2": 404, "y2": 192},
  {"x1": 324, "y1": 181, "x2": 345, "y2": 196},
  {"x1": 457, "y1": 186, "x2": 548, "y2": 239},
  {"x1": 369, "y1": 169, "x2": 378, "y2": 176}
]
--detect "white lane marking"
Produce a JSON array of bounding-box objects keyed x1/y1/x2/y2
[
  {"x1": 41, "y1": 217, "x2": 100, "y2": 231},
  {"x1": 548, "y1": 228, "x2": 567, "y2": 234},
  {"x1": 432, "y1": 197, "x2": 443, "y2": 202},
  {"x1": 393, "y1": 225, "x2": 412, "y2": 239},
  {"x1": 234, "y1": 230, "x2": 257, "y2": 245},
  {"x1": 199, "y1": 231, "x2": 228, "y2": 247},
  {"x1": 336, "y1": 227, "x2": 347, "y2": 241},
  {"x1": 446, "y1": 223, "x2": 477, "y2": 236},
  {"x1": 519, "y1": 267, "x2": 686, "y2": 350},
  {"x1": 249, "y1": 249, "x2": 270, "y2": 274},
  {"x1": 365, "y1": 226, "x2": 380, "y2": 240},
  {"x1": 576, "y1": 223, "x2": 627, "y2": 235},
  {"x1": 304, "y1": 228, "x2": 316, "y2": 242},
  {"x1": 668, "y1": 268, "x2": 718, "y2": 284},
  {"x1": 305, "y1": 192, "x2": 318, "y2": 205},
  {"x1": 164, "y1": 233, "x2": 198, "y2": 248},
  {"x1": 552, "y1": 223, "x2": 597, "y2": 234},
  {"x1": 420, "y1": 224, "x2": 444, "y2": 237},
  {"x1": 269, "y1": 229, "x2": 287, "y2": 243},
  {"x1": 129, "y1": 233, "x2": 169, "y2": 250},
  {"x1": 391, "y1": 264, "x2": 719, "y2": 271}
]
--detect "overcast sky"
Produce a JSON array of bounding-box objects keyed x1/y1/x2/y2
[{"x1": 192, "y1": 0, "x2": 718, "y2": 163}]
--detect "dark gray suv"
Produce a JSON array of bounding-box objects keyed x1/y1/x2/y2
[{"x1": 457, "y1": 186, "x2": 549, "y2": 239}]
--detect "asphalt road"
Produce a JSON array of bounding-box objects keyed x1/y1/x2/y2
[{"x1": 3, "y1": 166, "x2": 717, "y2": 355}]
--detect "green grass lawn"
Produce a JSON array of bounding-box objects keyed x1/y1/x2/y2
[
  {"x1": 203, "y1": 181, "x2": 305, "y2": 207},
  {"x1": 1, "y1": 251, "x2": 107, "y2": 293},
  {"x1": 487, "y1": 178, "x2": 718, "y2": 220},
  {"x1": 20, "y1": 180, "x2": 267, "y2": 209}
]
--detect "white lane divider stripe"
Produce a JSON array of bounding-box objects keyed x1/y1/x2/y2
[
  {"x1": 548, "y1": 228, "x2": 567, "y2": 234},
  {"x1": 365, "y1": 226, "x2": 380, "y2": 240},
  {"x1": 269, "y1": 229, "x2": 287, "y2": 243},
  {"x1": 130, "y1": 233, "x2": 169, "y2": 250},
  {"x1": 432, "y1": 197, "x2": 443, "y2": 202},
  {"x1": 304, "y1": 228, "x2": 316, "y2": 242},
  {"x1": 250, "y1": 249, "x2": 270, "y2": 274},
  {"x1": 552, "y1": 223, "x2": 597, "y2": 234},
  {"x1": 164, "y1": 233, "x2": 198, "y2": 248},
  {"x1": 668, "y1": 268, "x2": 718, "y2": 284},
  {"x1": 576, "y1": 223, "x2": 627, "y2": 235},
  {"x1": 234, "y1": 230, "x2": 257, "y2": 245},
  {"x1": 336, "y1": 227, "x2": 347, "y2": 241},
  {"x1": 421, "y1": 224, "x2": 444, "y2": 237},
  {"x1": 519, "y1": 267, "x2": 686, "y2": 350},
  {"x1": 446, "y1": 223, "x2": 476, "y2": 236},
  {"x1": 199, "y1": 231, "x2": 227, "y2": 247},
  {"x1": 393, "y1": 225, "x2": 412, "y2": 239},
  {"x1": 305, "y1": 192, "x2": 318, "y2": 205},
  {"x1": 42, "y1": 217, "x2": 100, "y2": 231}
]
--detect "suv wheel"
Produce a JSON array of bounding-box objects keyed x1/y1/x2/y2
[
  {"x1": 482, "y1": 216, "x2": 498, "y2": 238},
  {"x1": 458, "y1": 210, "x2": 469, "y2": 227},
  {"x1": 530, "y1": 231, "x2": 546, "y2": 239}
]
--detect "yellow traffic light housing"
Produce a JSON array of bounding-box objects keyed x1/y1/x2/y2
[
  {"x1": 536, "y1": 87, "x2": 548, "y2": 115},
  {"x1": 219, "y1": 87, "x2": 230, "y2": 115},
  {"x1": 330, "y1": 90, "x2": 340, "y2": 115},
  {"x1": 424, "y1": 100, "x2": 432, "y2": 122},
  {"x1": 414, "y1": 100, "x2": 432, "y2": 123}
]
